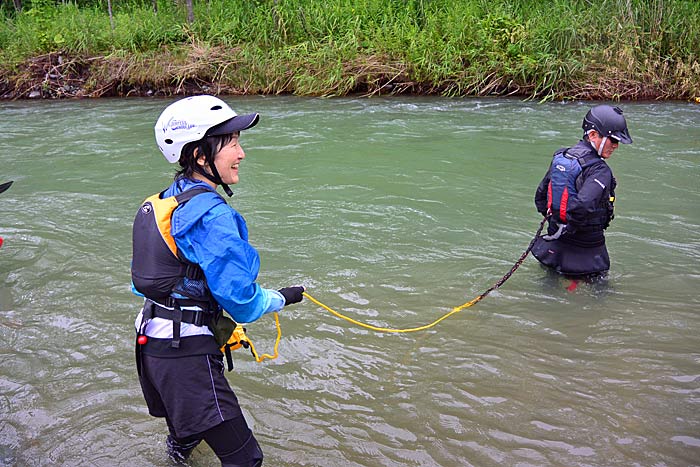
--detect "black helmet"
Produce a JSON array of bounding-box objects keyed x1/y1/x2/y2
[{"x1": 582, "y1": 105, "x2": 632, "y2": 144}]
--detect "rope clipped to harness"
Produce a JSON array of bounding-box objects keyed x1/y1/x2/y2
[
  {"x1": 303, "y1": 217, "x2": 547, "y2": 333},
  {"x1": 221, "y1": 312, "x2": 282, "y2": 369}
]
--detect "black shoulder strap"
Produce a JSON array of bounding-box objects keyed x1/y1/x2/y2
[
  {"x1": 174, "y1": 186, "x2": 218, "y2": 205},
  {"x1": 553, "y1": 147, "x2": 570, "y2": 157},
  {"x1": 563, "y1": 144, "x2": 602, "y2": 169},
  {"x1": 577, "y1": 152, "x2": 604, "y2": 169}
]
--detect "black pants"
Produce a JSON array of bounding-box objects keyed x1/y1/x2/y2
[
  {"x1": 137, "y1": 351, "x2": 263, "y2": 466},
  {"x1": 531, "y1": 227, "x2": 609, "y2": 277},
  {"x1": 167, "y1": 416, "x2": 263, "y2": 467}
]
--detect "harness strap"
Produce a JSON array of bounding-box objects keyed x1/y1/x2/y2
[
  {"x1": 147, "y1": 299, "x2": 214, "y2": 325},
  {"x1": 161, "y1": 296, "x2": 211, "y2": 308},
  {"x1": 171, "y1": 302, "x2": 182, "y2": 349},
  {"x1": 172, "y1": 186, "x2": 216, "y2": 204},
  {"x1": 138, "y1": 299, "x2": 215, "y2": 349},
  {"x1": 224, "y1": 347, "x2": 234, "y2": 371},
  {"x1": 139, "y1": 300, "x2": 155, "y2": 333}
]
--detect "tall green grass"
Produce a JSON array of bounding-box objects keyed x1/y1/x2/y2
[{"x1": 1, "y1": 0, "x2": 698, "y2": 99}]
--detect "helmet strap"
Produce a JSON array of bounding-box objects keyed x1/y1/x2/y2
[
  {"x1": 586, "y1": 130, "x2": 605, "y2": 156},
  {"x1": 205, "y1": 159, "x2": 234, "y2": 197},
  {"x1": 194, "y1": 154, "x2": 234, "y2": 197},
  {"x1": 598, "y1": 136, "x2": 608, "y2": 156}
]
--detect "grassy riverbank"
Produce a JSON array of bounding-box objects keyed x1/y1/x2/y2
[{"x1": 1, "y1": 0, "x2": 699, "y2": 100}]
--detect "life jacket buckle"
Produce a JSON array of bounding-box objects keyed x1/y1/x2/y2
[{"x1": 542, "y1": 222, "x2": 567, "y2": 241}]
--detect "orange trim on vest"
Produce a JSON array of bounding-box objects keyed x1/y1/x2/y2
[{"x1": 143, "y1": 193, "x2": 179, "y2": 257}]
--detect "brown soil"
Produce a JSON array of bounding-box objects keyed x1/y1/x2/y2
[
  {"x1": 0, "y1": 52, "x2": 212, "y2": 99},
  {"x1": 1, "y1": 51, "x2": 698, "y2": 101}
]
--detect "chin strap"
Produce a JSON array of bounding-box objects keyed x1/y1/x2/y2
[
  {"x1": 596, "y1": 136, "x2": 608, "y2": 156},
  {"x1": 587, "y1": 130, "x2": 607, "y2": 156},
  {"x1": 195, "y1": 160, "x2": 234, "y2": 197}
]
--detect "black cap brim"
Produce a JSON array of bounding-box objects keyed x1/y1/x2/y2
[
  {"x1": 612, "y1": 129, "x2": 633, "y2": 144},
  {"x1": 206, "y1": 113, "x2": 260, "y2": 136}
]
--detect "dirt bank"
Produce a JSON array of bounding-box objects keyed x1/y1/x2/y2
[{"x1": 2, "y1": 51, "x2": 698, "y2": 101}]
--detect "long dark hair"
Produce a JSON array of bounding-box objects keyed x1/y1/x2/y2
[{"x1": 174, "y1": 133, "x2": 235, "y2": 180}]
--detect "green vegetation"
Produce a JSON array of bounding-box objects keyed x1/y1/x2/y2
[{"x1": 1, "y1": 0, "x2": 699, "y2": 99}]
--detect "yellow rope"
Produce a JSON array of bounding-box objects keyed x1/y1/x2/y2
[
  {"x1": 301, "y1": 217, "x2": 547, "y2": 334},
  {"x1": 247, "y1": 312, "x2": 282, "y2": 362},
  {"x1": 302, "y1": 291, "x2": 480, "y2": 333},
  {"x1": 241, "y1": 295, "x2": 478, "y2": 362},
  {"x1": 243, "y1": 217, "x2": 546, "y2": 355},
  {"x1": 241, "y1": 292, "x2": 479, "y2": 363}
]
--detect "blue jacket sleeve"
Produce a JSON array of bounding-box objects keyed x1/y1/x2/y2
[{"x1": 173, "y1": 199, "x2": 284, "y2": 323}]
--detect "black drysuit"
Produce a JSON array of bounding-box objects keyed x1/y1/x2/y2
[{"x1": 532, "y1": 140, "x2": 616, "y2": 277}]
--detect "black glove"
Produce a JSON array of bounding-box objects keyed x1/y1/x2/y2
[{"x1": 278, "y1": 286, "x2": 305, "y2": 306}]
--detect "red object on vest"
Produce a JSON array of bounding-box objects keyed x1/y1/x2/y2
[
  {"x1": 559, "y1": 187, "x2": 569, "y2": 223},
  {"x1": 137, "y1": 335, "x2": 148, "y2": 345}
]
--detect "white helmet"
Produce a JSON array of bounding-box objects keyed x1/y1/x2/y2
[{"x1": 154, "y1": 95, "x2": 259, "y2": 163}]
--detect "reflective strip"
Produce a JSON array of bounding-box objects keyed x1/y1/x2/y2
[{"x1": 207, "y1": 356, "x2": 225, "y2": 422}]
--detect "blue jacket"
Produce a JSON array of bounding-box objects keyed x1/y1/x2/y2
[{"x1": 165, "y1": 177, "x2": 284, "y2": 323}]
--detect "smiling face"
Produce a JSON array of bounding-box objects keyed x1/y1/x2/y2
[
  {"x1": 211, "y1": 133, "x2": 246, "y2": 185},
  {"x1": 194, "y1": 132, "x2": 245, "y2": 186}
]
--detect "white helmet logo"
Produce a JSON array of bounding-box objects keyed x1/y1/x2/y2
[
  {"x1": 555, "y1": 164, "x2": 566, "y2": 172},
  {"x1": 169, "y1": 119, "x2": 195, "y2": 131}
]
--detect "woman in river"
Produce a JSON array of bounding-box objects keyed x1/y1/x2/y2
[
  {"x1": 531, "y1": 104, "x2": 632, "y2": 279},
  {"x1": 131, "y1": 95, "x2": 304, "y2": 466}
]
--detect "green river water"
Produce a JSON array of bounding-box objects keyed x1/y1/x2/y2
[{"x1": 0, "y1": 97, "x2": 698, "y2": 467}]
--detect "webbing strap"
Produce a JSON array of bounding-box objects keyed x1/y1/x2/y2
[
  {"x1": 172, "y1": 186, "x2": 216, "y2": 204},
  {"x1": 224, "y1": 346, "x2": 234, "y2": 371},
  {"x1": 171, "y1": 302, "x2": 182, "y2": 349}
]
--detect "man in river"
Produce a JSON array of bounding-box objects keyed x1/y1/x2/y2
[
  {"x1": 131, "y1": 95, "x2": 305, "y2": 466},
  {"x1": 531, "y1": 104, "x2": 632, "y2": 279}
]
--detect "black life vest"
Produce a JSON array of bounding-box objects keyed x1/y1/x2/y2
[
  {"x1": 131, "y1": 187, "x2": 217, "y2": 307},
  {"x1": 546, "y1": 147, "x2": 615, "y2": 228}
]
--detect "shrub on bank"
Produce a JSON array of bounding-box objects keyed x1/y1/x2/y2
[{"x1": 1, "y1": 0, "x2": 698, "y2": 99}]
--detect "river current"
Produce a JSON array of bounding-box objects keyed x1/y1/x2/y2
[{"x1": 0, "y1": 97, "x2": 698, "y2": 466}]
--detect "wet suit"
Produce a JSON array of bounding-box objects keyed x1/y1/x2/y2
[{"x1": 532, "y1": 140, "x2": 616, "y2": 277}]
